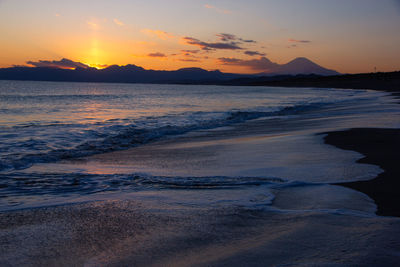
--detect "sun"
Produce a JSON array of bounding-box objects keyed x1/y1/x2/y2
[
  {"x1": 80, "y1": 37, "x2": 110, "y2": 69},
  {"x1": 83, "y1": 62, "x2": 109, "y2": 69}
]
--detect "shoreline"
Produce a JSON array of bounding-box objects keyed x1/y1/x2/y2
[
  {"x1": 324, "y1": 128, "x2": 400, "y2": 217},
  {"x1": 227, "y1": 74, "x2": 400, "y2": 93},
  {"x1": 1, "y1": 71, "x2": 400, "y2": 93}
]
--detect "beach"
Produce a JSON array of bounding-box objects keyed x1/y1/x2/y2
[
  {"x1": 2, "y1": 0, "x2": 400, "y2": 265},
  {"x1": 1, "y1": 81, "x2": 400, "y2": 266},
  {"x1": 325, "y1": 128, "x2": 400, "y2": 217},
  {"x1": 2, "y1": 199, "x2": 400, "y2": 266}
]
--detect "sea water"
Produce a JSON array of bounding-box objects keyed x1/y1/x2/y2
[{"x1": 0, "y1": 80, "x2": 399, "y2": 211}]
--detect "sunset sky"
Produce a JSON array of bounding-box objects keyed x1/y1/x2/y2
[{"x1": 0, "y1": 0, "x2": 399, "y2": 74}]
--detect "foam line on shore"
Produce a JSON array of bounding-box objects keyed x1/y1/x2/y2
[{"x1": 324, "y1": 128, "x2": 400, "y2": 217}]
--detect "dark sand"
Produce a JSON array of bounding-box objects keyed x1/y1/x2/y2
[
  {"x1": 324, "y1": 128, "x2": 400, "y2": 217},
  {"x1": 2, "y1": 199, "x2": 400, "y2": 266}
]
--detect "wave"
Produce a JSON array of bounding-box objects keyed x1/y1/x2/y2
[
  {"x1": 0, "y1": 94, "x2": 124, "y2": 100},
  {"x1": 0, "y1": 98, "x2": 370, "y2": 172},
  {"x1": 0, "y1": 172, "x2": 285, "y2": 197},
  {"x1": 4, "y1": 171, "x2": 374, "y2": 217}
]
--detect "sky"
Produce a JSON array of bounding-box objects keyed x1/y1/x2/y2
[{"x1": 0, "y1": 0, "x2": 399, "y2": 74}]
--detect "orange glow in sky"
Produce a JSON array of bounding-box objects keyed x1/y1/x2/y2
[{"x1": 0, "y1": 0, "x2": 399, "y2": 74}]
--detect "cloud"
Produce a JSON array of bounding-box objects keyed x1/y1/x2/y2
[
  {"x1": 87, "y1": 21, "x2": 99, "y2": 30},
  {"x1": 147, "y1": 52, "x2": 167, "y2": 58},
  {"x1": 134, "y1": 40, "x2": 157, "y2": 47},
  {"x1": 179, "y1": 59, "x2": 201, "y2": 62},
  {"x1": 240, "y1": 39, "x2": 256, "y2": 43},
  {"x1": 180, "y1": 33, "x2": 255, "y2": 52},
  {"x1": 216, "y1": 33, "x2": 236, "y2": 41},
  {"x1": 289, "y1": 38, "x2": 311, "y2": 43},
  {"x1": 244, "y1": 50, "x2": 266, "y2": 56},
  {"x1": 27, "y1": 58, "x2": 89, "y2": 69},
  {"x1": 113, "y1": 18, "x2": 124, "y2": 26},
  {"x1": 181, "y1": 49, "x2": 200, "y2": 54},
  {"x1": 218, "y1": 57, "x2": 279, "y2": 71},
  {"x1": 141, "y1": 29, "x2": 174, "y2": 40},
  {"x1": 182, "y1": 37, "x2": 242, "y2": 50},
  {"x1": 204, "y1": 4, "x2": 232, "y2": 14},
  {"x1": 216, "y1": 33, "x2": 256, "y2": 43}
]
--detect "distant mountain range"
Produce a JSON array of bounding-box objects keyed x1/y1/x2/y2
[
  {"x1": 0, "y1": 57, "x2": 339, "y2": 84},
  {"x1": 266, "y1": 57, "x2": 339, "y2": 76}
]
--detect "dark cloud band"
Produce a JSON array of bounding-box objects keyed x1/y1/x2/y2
[
  {"x1": 148, "y1": 52, "x2": 167, "y2": 57},
  {"x1": 27, "y1": 58, "x2": 89, "y2": 69},
  {"x1": 183, "y1": 37, "x2": 243, "y2": 50}
]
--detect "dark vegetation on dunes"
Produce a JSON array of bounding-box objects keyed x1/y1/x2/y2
[{"x1": 225, "y1": 71, "x2": 400, "y2": 92}]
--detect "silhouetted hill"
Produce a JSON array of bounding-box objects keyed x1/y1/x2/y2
[
  {"x1": 0, "y1": 65, "x2": 246, "y2": 84},
  {"x1": 2, "y1": 63, "x2": 397, "y2": 92},
  {"x1": 273, "y1": 57, "x2": 339, "y2": 76},
  {"x1": 224, "y1": 71, "x2": 400, "y2": 92},
  {"x1": 0, "y1": 56, "x2": 340, "y2": 84},
  {"x1": 251, "y1": 57, "x2": 339, "y2": 76}
]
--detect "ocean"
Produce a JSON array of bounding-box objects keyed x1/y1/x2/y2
[{"x1": 1, "y1": 80, "x2": 400, "y2": 266}]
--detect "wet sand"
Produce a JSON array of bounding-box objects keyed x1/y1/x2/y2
[
  {"x1": 325, "y1": 128, "x2": 400, "y2": 217},
  {"x1": 1, "y1": 200, "x2": 400, "y2": 266}
]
